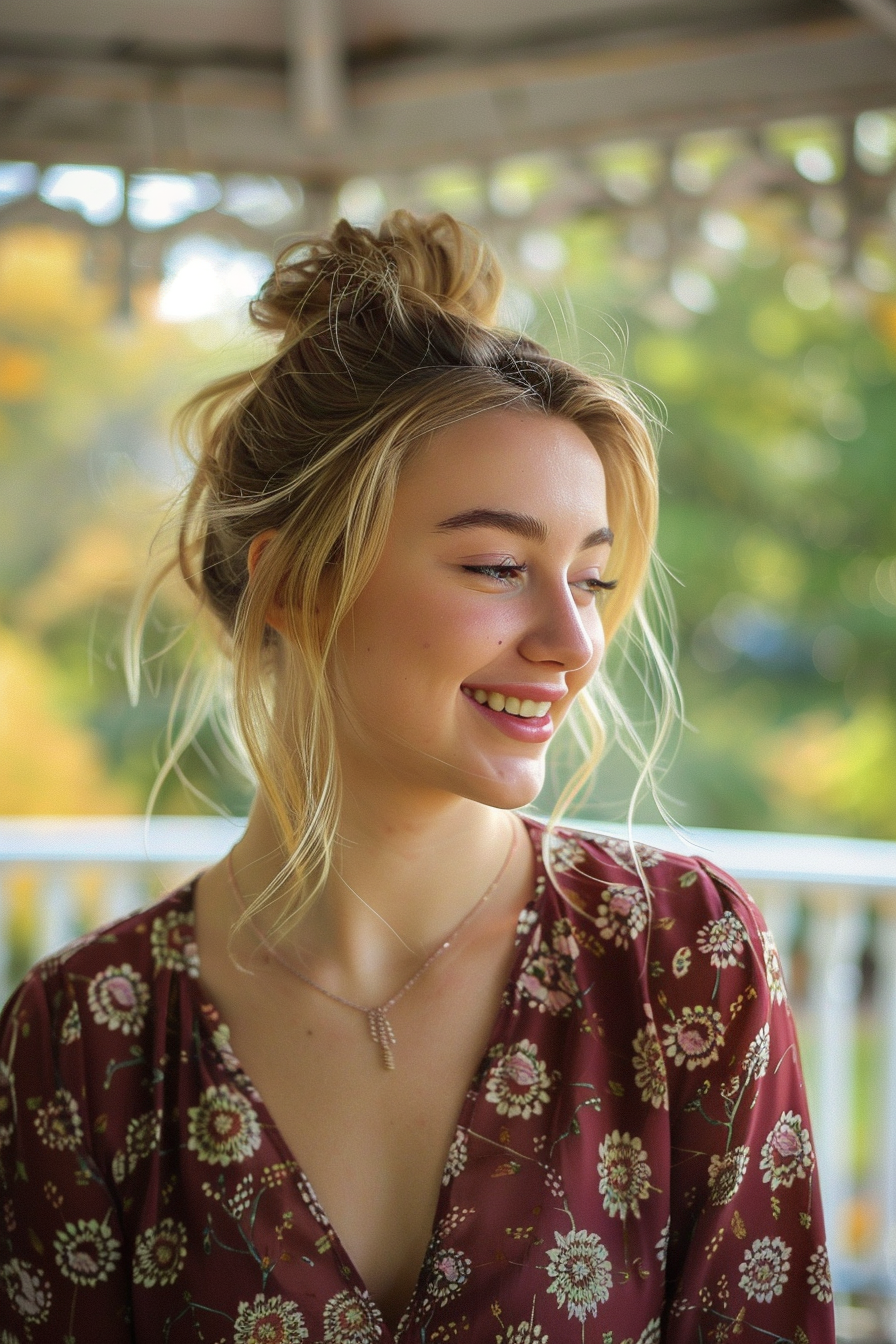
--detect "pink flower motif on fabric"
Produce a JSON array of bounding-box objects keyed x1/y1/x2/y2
[
  {"x1": 759, "y1": 1111, "x2": 814, "y2": 1189},
  {"x1": 662, "y1": 1006, "x2": 725, "y2": 1070},
  {"x1": 516, "y1": 917, "x2": 580, "y2": 1015},
  {"x1": 485, "y1": 1040, "x2": 553, "y2": 1120},
  {"x1": 594, "y1": 885, "x2": 649, "y2": 949},
  {"x1": 86, "y1": 963, "x2": 149, "y2": 1035}
]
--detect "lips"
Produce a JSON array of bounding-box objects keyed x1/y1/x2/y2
[{"x1": 462, "y1": 687, "x2": 557, "y2": 743}]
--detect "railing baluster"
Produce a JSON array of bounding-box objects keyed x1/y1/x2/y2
[
  {"x1": 753, "y1": 879, "x2": 801, "y2": 991},
  {"x1": 35, "y1": 864, "x2": 80, "y2": 963},
  {"x1": 806, "y1": 888, "x2": 867, "y2": 1275},
  {"x1": 0, "y1": 870, "x2": 11, "y2": 1008},
  {"x1": 874, "y1": 904, "x2": 896, "y2": 1295},
  {"x1": 105, "y1": 864, "x2": 145, "y2": 925}
]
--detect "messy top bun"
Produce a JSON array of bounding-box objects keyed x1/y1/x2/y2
[
  {"x1": 253, "y1": 210, "x2": 504, "y2": 337},
  {"x1": 129, "y1": 209, "x2": 667, "y2": 922}
]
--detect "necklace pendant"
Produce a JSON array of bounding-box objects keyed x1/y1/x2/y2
[{"x1": 368, "y1": 1007, "x2": 397, "y2": 1070}]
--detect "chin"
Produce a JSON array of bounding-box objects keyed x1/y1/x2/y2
[{"x1": 454, "y1": 760, "x2": 546, "y2": 812}]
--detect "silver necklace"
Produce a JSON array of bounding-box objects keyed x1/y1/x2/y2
[{"x1": 226, "y1": 822, "x2": 518, "y2": 1070}]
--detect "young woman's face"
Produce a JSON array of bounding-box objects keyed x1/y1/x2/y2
[{"x1": 332, "y1": 408, "x2": 614, "y2": 811}]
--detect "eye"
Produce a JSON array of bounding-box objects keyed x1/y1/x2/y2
[
  {"x1": 575, "y1": 577, "x2": 619, "y2": 596},
  {"x1": 462, "y1": 563, "x2": 526, "y2": 586}
]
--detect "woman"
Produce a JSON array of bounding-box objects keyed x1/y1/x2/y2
[{"x1": 0, "y1": 212, "x2": 833, "y2": 1341}]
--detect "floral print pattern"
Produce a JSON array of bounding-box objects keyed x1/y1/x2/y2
[
  {"x1": 321, "y1": 1289, "x2": 382, "y2": 1343},
  {"x1": 760, "y1": 1111, "x2": 814, "y2": 1189},
  {"x1": 594, "y1": 884, "x2": 649, "y2": 948},
  {"x1": 516, "y1": 918, "x2": 579, "y2": 1014},
  {"x1": 738, "y1": 1235, "x2": 791, "y2": 1302},
  {"x1": 707, "y1": 1145, "x2": 750, "y2": 1206},
  {"x1": 186, "y1": 1084, "x2": 262, "y2": 1166},
  {"x1": 234, "y1": 1294, "x2": 308, "y2": 1343},
  {"x1": 696, "y1": 911, "x2": 747, "y2": 967},
  {"x1": 132, "y1": 1219, "x2": 188, "y2": 1287},
  {"x1": 33, "y1": 1087, "x2": 83, "y2": 1150},
  {"x1": 631, "y1": 1013, "x2": 668, "y2": 1110},
  {"x1": 545, "y1": 1228, "x2": 612, "y2": 1321},
  {"x1": 662, "y1": 1004, "x2": 725, "y2": 1069},
  {"x1": 484, "y1": 1039, "x2": 552, "y2": 1119},
  {"x1": 53, "y1": 1220, "x2": 121, "y2": 1287},
  {"x1": 150, "y1": 909, "x2": 200, "y2": 977},
  {"x1": 597, "y1": 1130, "x2": 652, "y2": 1219},
  {"x1": 807, "y1": 1244, "x2": 833, "y2": 1303},
  {"x1": 86, "y1": 963, "x2": 149, "y2": 1035},
  {"x1": 0, "y1": 819, "x2": 834, "y2": 1343}
]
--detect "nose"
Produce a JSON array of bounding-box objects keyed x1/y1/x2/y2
[{"x1": 518, "y1": 581, "x2": 601, "y2": 673}]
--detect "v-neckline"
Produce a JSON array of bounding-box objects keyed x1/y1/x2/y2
[{"x1": 186, "y1": 813, "x2": 550, "y2": 1340}]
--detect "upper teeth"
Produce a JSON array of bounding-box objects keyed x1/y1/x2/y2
[{"x1": 465, "y1": 688, "x2": 552, "y2": 718}]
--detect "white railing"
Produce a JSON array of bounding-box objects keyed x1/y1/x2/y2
[{"x1": 1, "y1": 816, "x2": 895, "y2": 1303}]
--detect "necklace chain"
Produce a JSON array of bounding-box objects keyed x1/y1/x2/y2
[{"x1": 225, "y1": 821, "x2": 518, "y2": 1070}]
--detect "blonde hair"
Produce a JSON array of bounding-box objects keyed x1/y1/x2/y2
[{"x1": 128, "y1": 210, "x2": 678, "y2": 927}]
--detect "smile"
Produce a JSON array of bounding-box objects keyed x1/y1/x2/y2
[{"x1": 462, "y1": 687, "x2": 553, "y2": 719}]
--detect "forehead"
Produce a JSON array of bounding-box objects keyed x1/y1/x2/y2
[{"x1": 394, "y1": 409, "x2": 608, "y2": 531}]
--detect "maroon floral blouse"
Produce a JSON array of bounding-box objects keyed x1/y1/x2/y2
[{"x1": 0, "y1": 817, "x2": 834, "y2": 1343}]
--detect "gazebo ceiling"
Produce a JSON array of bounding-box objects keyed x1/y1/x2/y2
[{"x1": 1, "y1": 0, "x2": 896, "y2": 180}]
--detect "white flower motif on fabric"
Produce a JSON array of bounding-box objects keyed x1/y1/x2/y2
[
  {"x1": 126, "y1": 1110, "x2": 162, "y2": 1171},
  {"x1": 671, "y1": 947, "x2": 692, "y2": 979},
  {"x1": 150, "y1": 908, "x2": 200, "y2": 978},
  {"x1": 1, "y1": 1259, "x2": 52, "y2": 1324},
  {"x1": 807, "y1": 1244, "x2": 833, "y2": 1303},
  {"x1": 53, "y1": 1219, "x2": 122, "y2": 1287},
  {"x1": 322, "y1": 1288, "x2": 383, "y2": 1343},
  {"x1": 0, "y1": 1062, "x2": 13, "y2": 1149},
  {"x1": 133, "y1": 1218, "x2": 188, "y2": 1287},
  {"x1": 33, "y1": 1087, "x2": 83, "y2": 1152},
  {"x1": 632, "y1": 1012, "x2": 668, "y2": 1110},
  {"x1": 442, "y1": 1127, "x2": 468, "y2": 1185},
  {"x1": 656, "y1": 1217, "x2": 670, "y2": 1269},
  {"x1": 59, "y1": 1000, "x2": 81, "y2": 1044},
  {"x1": 484, "y1": 1040, "x2": 553, "y2": 1120},
  {"x1": 761, "y1": 931, "x2": 787, "y2": 1004},
  {"x1": 759, "y1": 1111, "x2": 814, "y2": 1189},
  {"x1": 423, "y1": 1245, "x2": 472, "y2": 1307},
  {"x1": 86, "y1": 963, "x2": 150, "y2": 1035},
  {"x1": 597, "y1": 1130, "x2": 652, "y2": 1219},
  {"x1": 516, "y1": 906, "x2": 538, "y2": 939},
  {"x1": 233, "y1": 1294, "x2": 308, "y2": 1344},
  {"x1": 594, "y1": 885, "x2": 649, "y2": 949},
  {"x1": 546, "y1": 833, "x2": 588, "y2": 875},
  {"x1": 707, "y1": 1146, "x2": 750, "y2": 1206},
  {"x1": 498, "y1": 1323, "x2": 549, "y2": 1344},
  {"x1": 696, "y1": 911, "x2": 747, "y2": 968},
  {"x1": 186, "y1": 1084, "x2": 262, "y2": 1167},
  {"x1": 744, "y1": 1024, "x2": 770, "y2": 1081},
  {"x1": 662, "y1": 1006, "x2": 725, "y2": 1070},
  {"x1": 545, "y1": 1228, "x2": 612, "y2": 1321},
  {"x1": 600, "y1": 837, "x2": 664, "y2": 874},
  {"x1": 636, "y1": 1319, "x2": 662, "y2": 1344},
  {"x1": 738, "y1": 1236, "x2": 791, "y2": 1302}
]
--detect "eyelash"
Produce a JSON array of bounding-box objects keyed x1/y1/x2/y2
[{"x1": 463, "y1": 563, "x2": 619, "y2": 593}]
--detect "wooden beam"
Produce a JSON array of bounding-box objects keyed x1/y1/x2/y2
[
  {"x1": 841, "y1": 0, "x2": 896, "y2": 41},
  {"x1": 286, "y1": 0, "x2": 347, "y2": 144}
]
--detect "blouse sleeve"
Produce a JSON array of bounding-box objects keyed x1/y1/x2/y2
[
  {"x1": 654, "y1": 857, "x2": 836, "y2": 1343},
  {"x1": 0, "y1": 968, "x2": 132, "y2": 1340}
]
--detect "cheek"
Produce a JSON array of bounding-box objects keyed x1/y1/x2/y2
[{"x1": 340, "y1": 581, "x2": 502, "y2": 688}]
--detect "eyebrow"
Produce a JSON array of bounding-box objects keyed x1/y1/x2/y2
[{"x1": 435, "y1": 508, "x2": 613, "y2": 551}]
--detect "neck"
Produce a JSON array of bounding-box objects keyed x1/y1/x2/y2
[{"x1": 229, "y1": 787, "x2": 522, "y2": 994}]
